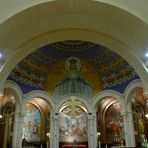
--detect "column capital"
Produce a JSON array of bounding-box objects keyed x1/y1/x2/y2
[
  {"x1": 87, "y1": 113, "x2": 96, "y2": 120},
  {"x1": 50, "y1": 115, "x2": 60, "y2": 121}
]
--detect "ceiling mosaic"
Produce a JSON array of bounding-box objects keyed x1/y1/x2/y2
[
  {"x1": 7, "y1": 40, "x2": 139, "y2": 94},
  {"x1": 51, "y1": 40, "x2": 96, "y2": 51}
]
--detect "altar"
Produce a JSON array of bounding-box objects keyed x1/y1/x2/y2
[{"x1": 62, "y1": 145, "x2": 86, "y2": 148}]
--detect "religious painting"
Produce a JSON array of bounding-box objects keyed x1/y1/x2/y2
[
  {"x1": 59, "y1": 106, "x2": 88, "y2": 142},
  {"x1": 131, "y1": 87, "x2": 148, "y2": 146},
  {"x1": 22, "y1": 103, "x2": 41, "y2": 141},
  {"x1": 105, "y1": 102, "x2": 123, "y2": 143}
]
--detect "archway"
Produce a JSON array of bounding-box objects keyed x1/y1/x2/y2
[
  {"x1": 22, "y1": 97, "x2": 51, "y2": 147},
  {"x1": 0, "y1": 0, "x2": 148, "y2": 92},
  {"x1": 95, "y1": 96, "x2": 124, "y2": 147},
  {"x1": 4, "y1": 39, "x2": 142, "y2": 148},
  {"x1": 127, "y1": 87, "x2": 148, "y2": 147},
  {"x1": 20, "y1": 90, "x2": 53, "y2": 147},
  {"x1": 0, "y1": 1, "x2": 148, "y2": 148},
  {"x1": 58, "y1": 96, "x2": 89, "y2": 148},
  {"x1": 0, "y1": 87, "x2": 19, "y2": 148}
]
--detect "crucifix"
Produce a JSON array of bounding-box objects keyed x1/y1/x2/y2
[{"x1": 66, "y1": 96, "x2": 82, "y2": 116}]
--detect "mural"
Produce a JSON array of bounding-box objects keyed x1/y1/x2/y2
[
  {"x1": 59, "y1": 106, "x2": 87, "y2": 142},
  {"x1": 131, "y1": 88, "x2": 148, "y2": 146},
  {"x1": 8, "y1": 40, "x2": 139, "y2": 94},
  {"x1": 22, "y1": 103, "x2": 41, "y2": 141},
  {"x1": 105, "y1": 102, "x2": 124, "y2": 144}
]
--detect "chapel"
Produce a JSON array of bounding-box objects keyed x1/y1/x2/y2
[{"x1": 0, "y1": 1, "x2": 148, "y2": 148}]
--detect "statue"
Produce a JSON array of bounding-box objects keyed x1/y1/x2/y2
[{"x1": 139, "y1": 118, "x2": 144, "y2": 134}]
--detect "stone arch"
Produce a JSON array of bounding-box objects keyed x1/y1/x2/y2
[
  {"x1": 0, "y1": 0, "x2": 147, "y2": 93},
  {"x1": 93, "y1": 90, "x2": 124, "y2": 111},
  {"x1": 55, "y1": 94, "x2": 90, "y2": 114},
  {"x1": 0, "y1": 0, "x2": 147, "y2": 24},
  {"x1": 93, "y1": 90, "x2": 125, "y2": 145},
  {"x1": 1, "y1": 80, "x2": 24, "y2": 147},
  {"x1": 23, "y1": 90, "x2": 54, "y2": 113},
  {"x1": 124, "y1": 80, "x2": 146, "y2": 147},
  {"x1": 124, "y1": 79, "x2": 143, "y2": 109},
  {"x1": 3, "y1": 80, "x2": 23, "y2": 112}
]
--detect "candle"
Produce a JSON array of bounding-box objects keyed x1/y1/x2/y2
[
  {"x1": 99, "y1": 141, "x2": 101, "y2": 148},
  {"x1": 47, "y1": 142, "x2": 48, "y2": 148},
  {"x1": 105, "y1": 144, "x2": 107, "y2": 148},
  {"x1": 41, "y1": 144, "x2": 43, "y2": 148}
]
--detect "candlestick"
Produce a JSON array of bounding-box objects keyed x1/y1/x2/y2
[
  {"x1": 47, "y1": 142, "x2": 48, "y2": 148},
  {"x1": 99, "y1": 141, "x2": 101, "y2": 148}
]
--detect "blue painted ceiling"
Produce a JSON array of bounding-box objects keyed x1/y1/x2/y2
[{"x1": 7, "y1": 40, "x2": 139, "y2": 94}]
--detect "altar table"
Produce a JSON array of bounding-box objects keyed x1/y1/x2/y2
[{"x1": 62, "y1": 145, "x2": 86, "y2": 148}]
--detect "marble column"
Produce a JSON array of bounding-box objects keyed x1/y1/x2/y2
[
  {"x1": 122, "y1": 111, "x2": 136, "y2": 147},
  {"x1": 50, "y1": 114, "x2": 59, "y2": 148},
  {"x1": 12, "y1": 112, "x2": 24, "y2": 148},
  {"x1": 92, "y1": 114, "x2": 97, "y2": 148},
  {"x1": 49, "y1": 116, "x2": 54, "y2": 148},
  {"x1": 54, "y1": 115, "x2": 60, "y2": 148},
  {"x1": 3, "y1": 115, "x2": 9, "y2": 148},
  {"x1": 88, "y1": 113, "x2": 97, "y2": 148}
]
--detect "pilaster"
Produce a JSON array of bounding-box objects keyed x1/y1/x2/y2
[
  {"x1": 3, "y1": 115, "x2": 9, "y2": 148},
  {"x1": 88, "y1": 113, "x2": 97, "y2": 148},
  {"x1": 12, "y1": 112, "x2": 24, "y2": 148},
  {"x1": 50, "y1": 114, "x2": 59, "y2": 148},
  {"x1": 122, "y1": 111, "x2": 136, "y2": 147}
]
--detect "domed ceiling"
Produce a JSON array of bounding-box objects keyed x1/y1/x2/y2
[{"x1": 7, "y1": 40, "x2": 139, "y2": 94}]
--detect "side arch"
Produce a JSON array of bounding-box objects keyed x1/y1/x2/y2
[
  {"x1": 4, "y1": 80, "x2": 23, "y2": 110},
  {"x1": 124, "y1": 79, "x2": 143, "y2": 107},
  {"x1": 93, "y1": 90, "x2": 124, "y2": 110},
  {"x1": 23, "y1": 90, "x2": 54, "y2": 113}
]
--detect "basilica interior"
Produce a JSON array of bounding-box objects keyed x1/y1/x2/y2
[
  {"x1": 0, "y1": 1, "x2": 148, "y2": 148},
  {"x1": 0, "y1": 40, "x2": 148, "y2": 148}
]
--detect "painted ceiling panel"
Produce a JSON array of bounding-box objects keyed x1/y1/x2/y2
[{"x1": 7, "y1": 40, "x2": 139, "y2": 94}]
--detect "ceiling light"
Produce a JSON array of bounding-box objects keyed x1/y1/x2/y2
[
  {"x1": 145, "y1": 114, "x2": 148, "y2": 118},
  {"x1": 97, "y1": 132, "x2": 101, "y2": 136},
  {"x1": 46, "y1": 132, "x2": 50, "y2": 137},
  {"x1": 0, "y1": 114, "x2": 3, "y2": 119},
  {"x1": 145, "y1": 52, "x2": 148, "y2": 58},
  {"x1": 0, "y1": 53, "x2": 2, "y2": 59}
]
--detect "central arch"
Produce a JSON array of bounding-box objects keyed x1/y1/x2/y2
[
  {"x1": 54, "y1": 95, "x2": 90, "y2": 148},
  {"x1": 0, "y1": 0, "x2": 148, "y2": 91}
]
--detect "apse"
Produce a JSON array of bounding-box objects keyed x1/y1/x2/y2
[{"x1": 7, "y1": 40, "x2": 140, "y2": 95}]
